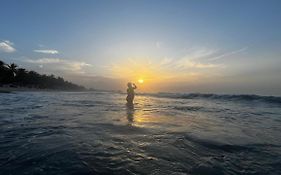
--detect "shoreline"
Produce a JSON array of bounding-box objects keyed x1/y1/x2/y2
[{"x1": 0, "y1": 87, "x2": 86, "y2": 93}]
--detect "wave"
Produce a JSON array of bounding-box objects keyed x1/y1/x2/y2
[{"x1": 148, "y1": 93, "x2": 281, "y2": 104}]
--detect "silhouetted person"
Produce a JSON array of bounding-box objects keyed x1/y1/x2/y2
[
  {"x1": 126, "y1": 102, "x2": 134, "y2": 124},
  {"x1": 126, "y1": 82, "x2": 137, "y2": 104}
]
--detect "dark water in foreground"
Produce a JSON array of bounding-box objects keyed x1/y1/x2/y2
[{"x1": 0, "y1": 91, "x2": 281, "y2": 175}]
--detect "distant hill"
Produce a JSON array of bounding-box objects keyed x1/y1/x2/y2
[{"x1": 0, "y1": 60, "x2": 85, "y2": 91}]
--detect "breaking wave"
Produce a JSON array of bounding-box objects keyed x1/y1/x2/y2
[{"x1": 149, "y1": 93, "x2": 281, "y2": 104}]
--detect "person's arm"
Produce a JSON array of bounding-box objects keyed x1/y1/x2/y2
[{"x1": 133, "y1": 83, "x2": 137, "y2": 89}]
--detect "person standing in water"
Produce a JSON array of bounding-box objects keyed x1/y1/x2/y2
[{"x1": 126, "y1": 82, "x2": 137, "y2": 104}]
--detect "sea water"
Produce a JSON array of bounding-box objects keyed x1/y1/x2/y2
[{"x1": 0, "y1": 91, "x2": 281, "y2": 174}]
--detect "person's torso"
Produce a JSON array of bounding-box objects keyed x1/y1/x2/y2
[{"x1": 127, "y1": 88, "x2": 134, "y2": 96}]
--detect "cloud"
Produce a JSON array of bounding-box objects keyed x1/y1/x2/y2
[
  {"x1": 161, "y1": 47, "x2": 222, "y2": 70},
  {"x1": 161, "y1": 46, "x2": 249, "y2": 70},
  {"x1": 62, "y1": 61, "x2": 91, "y2": 73},
  {"x1": 107, "y1": 46, "x2": 245, "y2": 85},
  {"x1": 34, "y1": 49, "x2": 59, "y2": 54},
  {"x1": 160, "y1": 57, "x2": 173, "y2": 65},
  {"x1": 177, "y1": 60, "x2": 222, "y2": 69},
  {"x1": 26, "y1": 58, "x2": 62, "y2": 64},
  {"x1": 25, "y1": 58, "x2": 91, "y2": 74},
  {"x1": 156, "y1": 41, "x2": 162, "y2": 49},
  {"x1": 0, "y1": 40, "x2": 16, "y2": 53},
  {"x1": 181, "y1": 47, "x2": 217, "y2": 60},
  {"x1": 208, "y1": 47, "x2": 248, "y2": 61}
]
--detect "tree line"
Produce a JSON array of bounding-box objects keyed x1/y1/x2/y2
[{"x1": 0, "y1": 60, "x2": 85, "y2": 90}]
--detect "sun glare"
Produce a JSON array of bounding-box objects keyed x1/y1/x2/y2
[{"x1": 138, "y1": 79, "x2": 144, "y2": 83}]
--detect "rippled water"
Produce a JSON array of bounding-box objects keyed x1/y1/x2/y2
[{"x1": 0, "y1": 91, "x2": 281, "y2": 175}]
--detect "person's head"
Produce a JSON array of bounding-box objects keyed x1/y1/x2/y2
[{"x1": 127, "y1": 82, "x2": 132, "y2": 88}]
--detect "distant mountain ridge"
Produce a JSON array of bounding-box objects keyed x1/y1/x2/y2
[{"x1": 0, "y1": 60, "x2": 85, "y2": 91}]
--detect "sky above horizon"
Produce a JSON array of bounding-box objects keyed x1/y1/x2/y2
[{"x1": 1, "y1": 0, "x2": 281, "y2": 95}]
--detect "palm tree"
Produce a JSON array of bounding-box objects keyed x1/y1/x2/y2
[
  {"x1": 0, "y1": 60, "x2": 5, "y2": 67},
  {"x1": 17, "y1": 68, "x2": 27, "y2": 75},
  {"x1": 0, "y1": 59, "x2": 85, "y2": 90},
  {"x1": 15, "y1": 68, "x2": 28, "y2": 85},
  {"x1": 7, "y1": 63, "x2": 18, "y2": 77},
  {"x1": 0, "y1": 60, "x2": 9, "y2": 83},
  {"x1": 0, "y1": 61, "x2": 4, "y2": 83}
]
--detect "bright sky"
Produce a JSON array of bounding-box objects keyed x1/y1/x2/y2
[{"x1": 0, "y1": 0, "x2": 281, "y2": 95}]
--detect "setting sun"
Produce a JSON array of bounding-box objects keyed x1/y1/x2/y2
[{"x1": 138, "y1": 79, "x2": 144, "y2": 83}]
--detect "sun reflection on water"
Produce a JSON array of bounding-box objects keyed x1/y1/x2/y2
[
  {"x1": 124, "y1": 95, "x2": 197, "y2": 132},
  {"x1": 125, "y1": 96, "x2": 176, "y2": 128}
]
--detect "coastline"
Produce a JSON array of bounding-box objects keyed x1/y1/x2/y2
[
  {"x1": 0, "y1": 87, "x2": 51, "y2": 93},
  {"x1": 0, "y1": 87, "x2": 86, "y2": 93}
]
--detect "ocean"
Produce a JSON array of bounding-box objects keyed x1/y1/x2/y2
[{"x1": 0, "y1": 91, "x2": 281, "y2": 175}]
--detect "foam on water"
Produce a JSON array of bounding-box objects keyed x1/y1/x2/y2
[{"x1": 0, "y1": 91, "x2": 281, "y2": 174}]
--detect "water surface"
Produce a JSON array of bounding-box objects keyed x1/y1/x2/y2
[{"x1": 0, "y1": 91, "x2": 281, "y2": 174}]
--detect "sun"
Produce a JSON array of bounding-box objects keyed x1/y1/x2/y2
[{"x1": 138, "y1": 79, "x2": 144, "y2": 83}]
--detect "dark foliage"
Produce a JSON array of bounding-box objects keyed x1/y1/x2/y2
[{"x1": 0, "y1": 60, "x2": 85, "y2": 90}]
